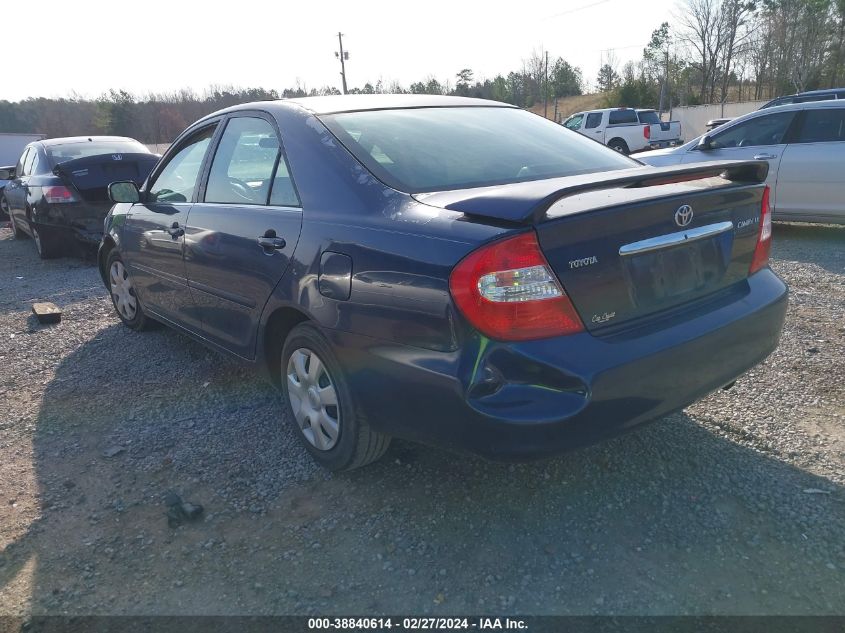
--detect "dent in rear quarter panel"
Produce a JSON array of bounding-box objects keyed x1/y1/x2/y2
[{"x1": 257, "y1": 104, "x2": 513, "y2": 361}]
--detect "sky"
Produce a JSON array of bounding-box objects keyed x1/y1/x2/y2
[{"x1": 2, "y1": 0, "x2": 679, "y2": 101}]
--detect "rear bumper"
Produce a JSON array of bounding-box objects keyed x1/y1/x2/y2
[
  {"x1": 34, "y1": 201, "x2": 109, "y2": 244},
  {"x1": 328, "y1": 269, "x2": 788, "y2": 459}
]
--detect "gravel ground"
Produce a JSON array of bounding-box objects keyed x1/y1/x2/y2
[{"x1": 0, "y1": 221, "x2": 843, "y2": 616}]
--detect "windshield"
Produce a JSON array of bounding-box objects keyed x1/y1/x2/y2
[
  {"x1": 638, "y1": 110, "x2": 661, "y2": 124},
  {"x1": 321, "y1": 107, "x2": 637, "y2": 193},
  {"x1": 47, "y1": 140, "x2": 149, "y2": 167}
]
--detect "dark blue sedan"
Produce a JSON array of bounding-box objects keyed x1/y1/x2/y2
[{"x1": 99, "y1": 95, "x2": 788, "y2": 470}]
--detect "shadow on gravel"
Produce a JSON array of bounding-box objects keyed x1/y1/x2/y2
[
  {"x1": 2, "y1": 323, "x2": 845, "y2": 615},
  {"x1": 772, "y1": 223, "x2": 845, "y2": 275}
]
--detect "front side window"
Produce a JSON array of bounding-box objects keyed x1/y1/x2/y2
[
  {"x1": 16, "y1": 148, "x2": 30, "y2": 177},
  {"x1": 795, "y1": 108, "x2": 845, "y2": 143},
  {"x1": 149, "y1": 127, "x2": 215, "y2": 203},
  {"x1": 564, "y1": 114, "x2": 584, "y2": 130},
  {"x1": 322, "y1": 107, "x2": 636, "y2": 193},
  {"x1": 710, "y1": 112, "x2": 795, "y2": 149},
  {"x1": 585, "y1": 112, "x2": 603, "y2": 128},
  {"x1": 205, "y1": 117, "x2": 296, "y2": 206}
]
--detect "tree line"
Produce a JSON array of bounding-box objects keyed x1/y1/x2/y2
[
  {"x1": 0, "y1": 0, "x2": 841, "y2": 140},
  {"x1": 603, "y1": 0, "x2": 845, "y2": 109},
  {"x1": 0, "y1": 49, "x2": 582, "y2": 143}
]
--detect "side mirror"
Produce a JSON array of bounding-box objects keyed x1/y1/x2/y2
[
  {"x1": 0, "y1": 168, "x2": 14, "y2": 180},
  {"x1": 109, "y1": 181, "x2": 140, "y2": 203},
  {"x1": 697, "y1": 135, "x2": 714, "y2": 151}
]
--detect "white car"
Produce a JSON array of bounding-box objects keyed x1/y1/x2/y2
[{"x1": 637, "y1": 100, "x2": 845, "y2": 224}]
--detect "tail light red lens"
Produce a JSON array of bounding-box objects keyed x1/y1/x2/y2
[
  {"x1": 449, "y1": 232, "x2": 585, "y2": 341},
  {"x1": 44, "y1": 185, "x2": 77, "y2": 204},
  {"x1": 643, "y1": 125, "x2": 651, "y2": 140},
  {"x1": 749, "y1": 185, "x2": 772, "y2": 274}
]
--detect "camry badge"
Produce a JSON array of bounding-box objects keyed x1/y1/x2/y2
[{"x1": 674, "y1": 204, "x2": 694, "y2": 227}]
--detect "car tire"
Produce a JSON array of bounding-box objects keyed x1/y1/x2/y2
[
  {"x1": 31, "y1": 223, "x2": 62, "y2": 259},
  {"x1": 106, "y1": 249, "x2": 154, "y2": 331},
  {"x1": 0, "y1": 193, "x2": 9, "y2": 221},
  {"x1": 608, "y1": 139, "x2": 629, "y2": 154},
  {"x1": 281, "y1": 323, "x2": 391, "y2": 471}
]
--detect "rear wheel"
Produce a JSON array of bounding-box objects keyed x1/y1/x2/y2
[
  {"x1": 0, "y1": 193, "x2": 8, "y2": 220},
  {"x1": 31, "y1": 224, "x2": 62, "y2": 259},
  {"x1": 608, "y1": 139, "x2": 630, "y2": 155},
  {"x1": 281, "y1": 323, "x2": 390, "y2": 471},
  {"x1": 106, "y1": 249, "x2": 154, "y2": 330}
]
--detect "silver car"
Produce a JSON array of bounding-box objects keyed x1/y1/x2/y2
[{"x1": 637, "y1": 100, "x2": 845, "y2": 224}]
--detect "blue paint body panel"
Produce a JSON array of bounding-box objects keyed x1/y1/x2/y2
[{"x1": 100, "y1": 96, "x2": 788, "y2": 460}]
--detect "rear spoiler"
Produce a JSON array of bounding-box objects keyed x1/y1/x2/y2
[{"x1": 413, "y1": 160, "x2": 769, "y2": 225}]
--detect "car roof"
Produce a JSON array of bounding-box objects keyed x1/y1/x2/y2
[
  {"x1": 40, "y1": 136, "x2": 141, "y2": 147},
  {"x1": 782, "y1": 87, "x2": 844, "y2": 97}
]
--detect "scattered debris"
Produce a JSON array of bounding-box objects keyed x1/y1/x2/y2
[
  {"x1": 101, "y1": 446, "x2": 125, "y2": 458},
  {"x1": 164, "y1": 491, "x2": 204, "y2": 527},
  {"x1": 803, "y1": 488, "x2": 832, "y2": 495},
  {"x1": 32, "y1": 302, "x2": 62, "y2": 325}
]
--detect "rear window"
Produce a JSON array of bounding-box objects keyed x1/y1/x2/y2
[
  {"x1": 321, "y1": 107, "x2": 636, "y2": 193},
  {"x1": 608, "y1": 110, "x2": 639, "y2": 124},
  {"x1": 47, "y1": 140, "x2": 149, "y2": 167},
  {"x1": 637, "y1": 110, "x2": 661, "y2": 124}
]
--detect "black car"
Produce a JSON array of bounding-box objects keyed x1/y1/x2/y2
[
  {"x1": 2, "y1": 136, "x2": 158, "y2": 258},
  {"x1": 100, "y1": 95, "x2": 788, "y2": 471}
]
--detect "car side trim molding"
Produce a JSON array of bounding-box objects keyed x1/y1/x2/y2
[{"x1": 619, "y1": 221, "x2": 735, "y2": 257}]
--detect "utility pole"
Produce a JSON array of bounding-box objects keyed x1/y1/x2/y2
[
  {"x1": 544, "y1": 50, "x2": 549, "y2": 119},
  {"x1": 335, "y1": 32, "x2": 349, "y2": 95}
]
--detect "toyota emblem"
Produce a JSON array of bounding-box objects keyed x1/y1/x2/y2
[{"x1": 674, "y1": 204, "x2": 694, "y2": 227}]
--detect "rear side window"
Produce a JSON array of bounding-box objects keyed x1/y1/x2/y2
[
  {"x1": 29, "y1": 151, "x2": 40, "y2": 175},
  {"x1": 608, "y1": 110, "x2": 638, "y2": 124},
  {"x1": 795, "y1": 93, "x2": 835, "y2": 104},
  {"x1": 321, "y1": 106, "x2": 636, "y2": 193},
  {"x1": 710, "y1": 112, "x2": 795, "y2": 148},
  {"x1": 205, "y1": 116, "x2": 300, "y2": 207},
  {"x1": 637, "y1": 110, "x2": 661, "y2": 124},
  {"x1": 149, "y1": 127, "x2": 215, "y2": 203},
  {"x1": 585, "y1": 112, "x2": 603, "y2": 128},
  {"x1": 22, "y1": 148, "x2": 36, "y2": 176},
  {"x1": 795, "y1": 108, "x2": 845, "y2": 143}
]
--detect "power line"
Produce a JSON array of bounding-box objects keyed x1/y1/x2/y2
[{"x1": 545, "y1": 0, "x2": 614, "y2": 19}]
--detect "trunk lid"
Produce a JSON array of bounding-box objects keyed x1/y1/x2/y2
[
  {"x1": 53, "y1": 152, "x2": 158, "y2": 203},
  {"x1": 415, "y1": 161, "x2": 768, "y2": 332},
  {"x1": 536, "y1": 179, "x2": 764, "y2": 331}
]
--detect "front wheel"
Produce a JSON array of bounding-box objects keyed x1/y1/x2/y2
[
  {"x1": 0, "y1": 193, "x2": 9, "y2": 220},
  {"x1": 281, "y1": 323, "x2": 390, "y2": 471},
  {"x1": 106, "y1": 249, "x2": 154, "y2": 330}
]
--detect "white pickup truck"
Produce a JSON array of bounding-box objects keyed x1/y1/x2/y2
[{"x1": 562, "y1": 108, "x2": 683, "y2": 154}]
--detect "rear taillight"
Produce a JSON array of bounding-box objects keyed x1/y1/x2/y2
[
  {"x1": 44, "y1": 185, "x2": 77, "y2": 204},
  {"x1": 749, "y1": 185, "x2": 772, "y2": 274},
  {"x1": 643, "y1": 125, "x2": 651, "y2": 140},
  {"x1": 449, "y1": 232, "x2": 584, "y2": 341}
]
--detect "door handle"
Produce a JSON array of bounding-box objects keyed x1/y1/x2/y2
[
  {"x1": 167, "y1": 222, "x2": 184, "y2": 238},
  {"x1": 257, "y1": 236, "x2": 286, "y2": 251},
  {"x1": 753, "y1": 153, "x2": 777, "y2": 160}
]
